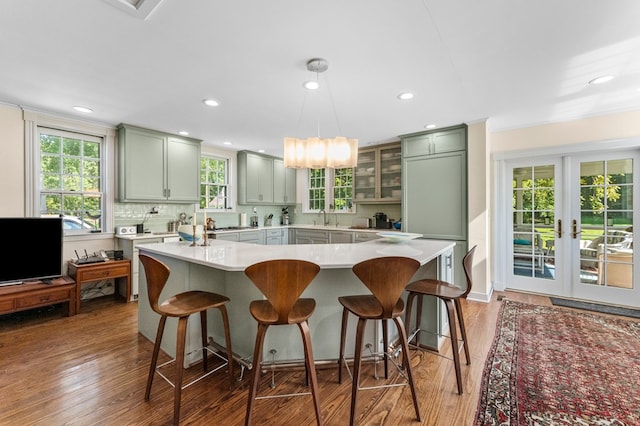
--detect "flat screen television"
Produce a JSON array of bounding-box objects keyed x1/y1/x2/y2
[{"x1": 0, "y1": 217, "x2": 63, "y2": 285}]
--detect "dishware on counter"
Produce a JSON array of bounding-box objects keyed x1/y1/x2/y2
[
  {"x1": 178, "y1": 224, "x2": 203, "y2": 243},
  {"x1": 376, "y1": 231, "x2": 422, "y2": 242},
  {"x1": 167, "y1": 220, "x2": 180, "y2": 232}
]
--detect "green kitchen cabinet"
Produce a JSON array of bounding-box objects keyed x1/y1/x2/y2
[
  {"x1": 273, "y1": 159, "x2": 296, "y2": 205},
  {"x1": 401, "y1": 125, "x2": 466, "y2": 158},
  {"x1": 238, "y1": 151, "x2": 296, "y2": 205},
  {"x1": 401, "y1": 124, "x2": 468, "y2": 288},
  {"x1": 117, "y1": 124, "x2": 201, "y2": 203},
  {"x1": 354, "y1": 142, "x2": 401, "y2": 204}
]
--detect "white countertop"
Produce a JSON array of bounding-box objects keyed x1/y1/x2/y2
[{"x1": 137, "y1": 238, "x2": 455, "y2": 272}]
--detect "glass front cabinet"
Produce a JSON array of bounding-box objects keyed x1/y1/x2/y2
[{"x1": 354, "y1": 142, "x2": 401, "y2": 204}]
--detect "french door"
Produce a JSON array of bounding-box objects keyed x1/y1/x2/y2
[{"x1": 504, "y1": 151, "x2": 638, "y2": 307}]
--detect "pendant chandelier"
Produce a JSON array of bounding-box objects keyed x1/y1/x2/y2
[{"x1": 284, "y1": 58, "x2": 358, "y2": 169}]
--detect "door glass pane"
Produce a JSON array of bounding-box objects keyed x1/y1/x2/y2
[
  {"x1": 579, "y1": 159, "x2": 633, "y2": 287},
  {"x1": 512, "y1": 165, "x2": 555, "y2": 279}
]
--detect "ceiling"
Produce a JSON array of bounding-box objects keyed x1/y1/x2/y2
[{"x1": 1, "y1": 0, "x2": 640, "y2": 157}]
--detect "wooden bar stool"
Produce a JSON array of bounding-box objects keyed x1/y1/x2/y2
[
  {"x1": 139, "y1": 254, "x2": 234, "y2": 426},
  {"x1": 244, "y1": 259, "x2": 322, "y2": 426},
  {"x1": 404, "y1": 245, "x2": 476, "y2": 395},
  {"x1": 338, "y1": 256, "x2": 421, "y2": 426}
]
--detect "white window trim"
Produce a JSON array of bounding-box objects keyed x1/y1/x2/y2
[
  {"x1": 301, "y1": 168, "x2": 356, "y2": 214},
  {"x1": 199, "y1": 145, "x2": 236, "y2": 213},
  {"x1": 23, "y1": 108, "x2": 116, "y2": 234}
]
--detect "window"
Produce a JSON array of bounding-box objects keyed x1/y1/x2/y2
[
  {"x1": 200, "y1": 155, "x2": 229, "y2": 210},
  {"x1": 39, "y1": 128, "x2": 103, "y2": 232},
  {"x1": 306, "y1": 167, "x2": 353, "y2": 212}
]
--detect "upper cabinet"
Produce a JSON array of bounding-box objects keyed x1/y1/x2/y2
[
  {"x1": 273, "y1": 158, "x2": 297, "y2": 205},
  {"x1": 117, "y1": 124, "x2": 201, "y2": 203},
  {"x1": 354, "y1": 142, "x2": 401, "y2": 204},
  {"x1": 237, "y1": 151, "x2": 296, "y2": 205},
  {"x1": 401, "y1": 126, "x2": 466, "y2": 158}
]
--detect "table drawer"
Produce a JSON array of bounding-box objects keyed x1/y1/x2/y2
[
  {"x1": 0, "y1": 298, "x2": 16, "y2": 314},
  {"x1": 79, "y1": 264, "x2": 130, "y2": 281},
  {"x1": 16, "y1": 289, "x2": 71, "y2": 309}
]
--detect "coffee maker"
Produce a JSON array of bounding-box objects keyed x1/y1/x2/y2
[{"x1": 374, "y1": 212, "x2": 388, "y2": 229}]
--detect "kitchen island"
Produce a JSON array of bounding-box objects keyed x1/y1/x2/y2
[{"x1": 137, "y1": 237, "x2": 455, "y2": 369}]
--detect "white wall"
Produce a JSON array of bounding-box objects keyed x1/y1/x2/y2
[
  {"x1": 491, "y1": 110, "x2": 640, "y2": 152},
  {"x1": 0, "y1": 103, "x2": 25, "y2": 216},
  {"x1": 467, "y1": 121, "x2": 491, "y2": 301}
]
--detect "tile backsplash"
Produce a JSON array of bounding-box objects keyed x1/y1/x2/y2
[{"x1": 114, "y1": 202, "x2": 401, "y2": 232}]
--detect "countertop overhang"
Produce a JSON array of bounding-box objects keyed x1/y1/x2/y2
[{"x1": 137, "y1": 238, "x2": 455, "y2": 272}]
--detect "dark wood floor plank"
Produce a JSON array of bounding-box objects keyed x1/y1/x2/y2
[{"x1": 1, "y1": 290, "x2": 626, "y2": 425}]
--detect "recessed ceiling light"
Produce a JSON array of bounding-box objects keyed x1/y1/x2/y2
[
  {"x1": 178, "y1": 131, "x2": 189, "y2": 136},
  {"x1": 258, "y1": 149, "x2": 265, "y2": 153},
  {"x1": 303, "y1": 80, "x2": 319, "y2": 90},
  {"x1": 223, "y1": 141, "x2": 232, "y2": 145},
  {"x1": 72, "y1": 106, "x2": 93, "y2": 113},
  {"x1": 203, "y1": 99, "x2": 219, "y2": 107},
  {"x1": 397, "y1": 92, "x2": 414, "y2": 101},
  {"x1": 588, "y1": 75, "x2": 615, "y2": 85},
  {"x1": 424, "y1": 124, "x2": 436, "y2": 129}
]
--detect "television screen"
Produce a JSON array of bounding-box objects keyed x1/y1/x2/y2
[{"x1": 0, "y1": 217, "x2": 63, "y2": 284}]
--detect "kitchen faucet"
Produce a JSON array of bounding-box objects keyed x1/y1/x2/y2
[{"x1": 318, "y1": 209, "x2": 329, "y2": 226}]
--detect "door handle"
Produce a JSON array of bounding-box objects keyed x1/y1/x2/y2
[
  {"x1": 557, "y1": 219, "x2": 562, "y2": 238},
  {"x1": 572, "y1": 219, "x2": 581, "y2": 239}
]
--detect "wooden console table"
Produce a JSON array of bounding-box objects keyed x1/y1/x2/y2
[
  {"x1": 67, "y1": 259, "x2": 131, "y2": 314},
  {"x1": 0, "y1": 276, "x2": 76, "y2": 317}
]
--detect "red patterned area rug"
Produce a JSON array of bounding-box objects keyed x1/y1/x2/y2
[{"x1": 474, "y1": 299, "x2": 640, "y2": 425}]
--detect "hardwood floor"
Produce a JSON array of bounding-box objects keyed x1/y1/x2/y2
[{"x1": 0, "y1": 291, "x2": 564, "y2": 425}]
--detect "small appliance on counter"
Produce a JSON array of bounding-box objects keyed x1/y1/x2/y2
[
  {"x1": 250, "y1": 208, "x2": 259, "y2": 227},
  {"x1": 374, "y1": 212, "x2": 388, "y2": 229},
  {"x1": 281, "y1": 207, "x2": 291, "y2": 225}
]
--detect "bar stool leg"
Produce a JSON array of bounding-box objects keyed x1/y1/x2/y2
[
  {"x1": 200, "y1": 310, "x2": 208, "y2": 372},
  {"x1": 218, "y1": 305, "x2": 235, "y2": 384},
  {"x1": 338, "y1": 307, "x2": 349, "y2": 384},
  {"x1": 415, "y1": 295, "x2": 424, "y2": 346},
  {"x1": 245, "y1": 323, "x2": 268, "y2": 426},
  {"x1": 298, "y1": 320, "x2": 323, "y2": 426},
  {"x1": 443, "y1": 299, "x2": 463, "y2": 395},
  {"x1": 146, "y1": 315, "x2": 167, "y2": 400},
  {"x1": 454, "y1": 299, "x2": 471, "y2": 365},
  {"x1": 350, "y1": 317, "x2": 367, "y2": 426},
  {"x1": 394, "y1": 316, "x2": 421, "y2": 421},
  {"x1": 382, "y1": 319, "x2": 389, "y2": 379},
  {"x1": 174, "y1": 316, "x2": 188, "y2": 425},
  {"x1": 405, "y1": 292, "x2": 416, "y2": 343}
]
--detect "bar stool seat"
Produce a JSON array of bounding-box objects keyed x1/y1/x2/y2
[
  {"x1": 405, "y1": 245, "x2": 476, "y2": 395},
  {"x1": 244, "y1": 259, "x2": 323, "y2": 426},
  {"x1": 338, "y1": 256, "x2": 422, "y2": 426},
  {"x1": 140, "y1": 254, "x2": 234, "y2": 426}
]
